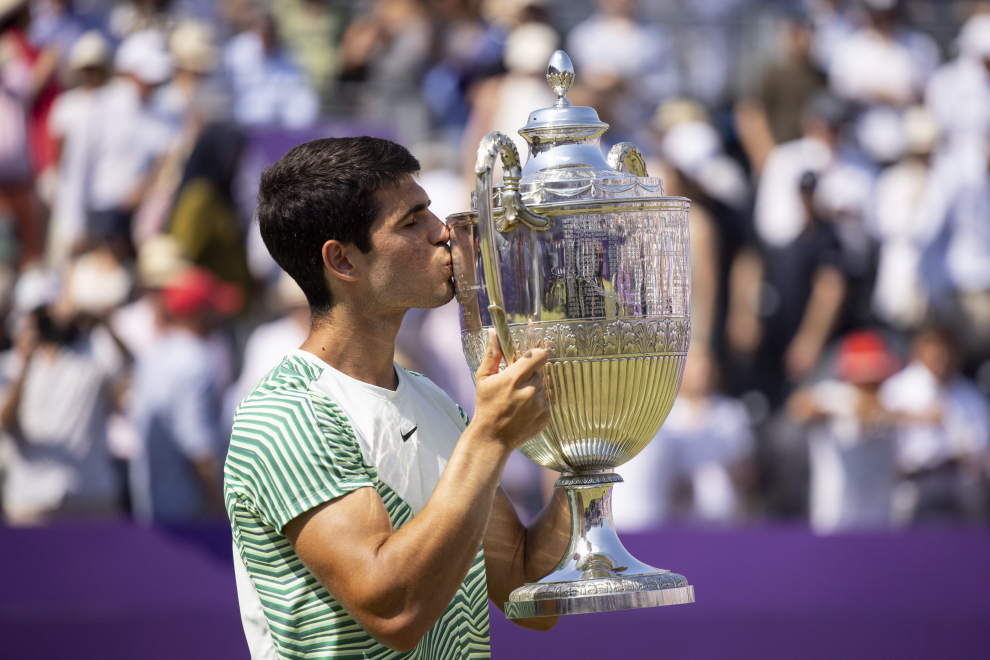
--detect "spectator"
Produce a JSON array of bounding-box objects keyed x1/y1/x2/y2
[
  {"x1": 828, "y1": 0, "x2": 938, "y2": 108},
  {"x1": 806, "y1": 0, "x2": 856, "y2": 72},
  {"x1": 461, "y1": 19, "x2": 558, "y2": 177},
  {"x1": 0, "y1": 0, "x2": 56, "y2": 267},
  {"x1": 272, "y1": 0, "x2": 341, "y2": 100},
  {"x1": 828, "y1": 0, "x2": 939, "y2": 165},
  {"x1": 735, "y1": 15, "x2": 827, "y2": 174},
  {"x1": 869, "y1": 106, "x2": 941, "y2": 329},
  {"x1": 167, "y1": 122, "x2": 252, "y2": 299},
  {"x1": 225, "y1": 271, "x2": 308, "y2": 431},
  {"x1": 0, "y1": 267, "x2": 126, "y2": 524},
  {"x1": 924, "y1": 144, "x2": 990, "y2": 367},
  {"x1": 132, "y1": 20, "x2": 226, "y2": 245},
  {"x1": 926, "y1": 13, "x2": 990, "y2": 182},
  {"x1": 155, "y1": 20, "x2": 221, "y2": 129},
  {"x1": 82, "y1": 29, "x2": 175, "y2": 257},
  {"x1": 222, "y1": 14, "x2": 318, "y2": 128},
  {"x1": 752, "y1": 91, "x2": 872, "y2": 250},
  {"x1": 110, "y1": 234, "x2": 190, "y2": 358},
  {"x1": 789, "y1": 330, "x2": 901, "y2": 533},
  {"x1": 658, "y1": 114, "x2": 750, "y2": 354},
  {"x1": 880, "y1": 327, "x2": 990, "y2": 522},
  {"x1": 45, "y1": 30, "x2": 110, "y2": 267},
  {"x1": 565, "y1": 0, "x2": 679, "y2": 142},
  {"x1": 421, "y1": 0, "x2": 504, "y2": 134},
  {"x1": 676, "y1": 0, "x2": 752, "y2": 107},
  {"x1": 338, "y1": 0, "x2": 432, "y2": 144},
  {"x1": 730, "y1": 169, "x2": 848, "y2": 406},
  {"x1": 614, "y1": 349, "x2": 755, "y2": 530},
  {"x1": 111, "y1": 234, "x2": 236, "y2": 392},
  {"x1": 27, "y1": 0, "x2": 85, "y2": 68},
  {"x1": 128, "y1": 266, "x2": 242, "y2": 523}
]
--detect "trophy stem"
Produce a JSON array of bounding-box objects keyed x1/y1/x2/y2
[{"x1": 504, "y1": 470, "x2": 694, "y2": 619}]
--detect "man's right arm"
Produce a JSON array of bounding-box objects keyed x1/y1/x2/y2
[{"x1": 284, "y1": 338, "x2": 550, "y2": 652}]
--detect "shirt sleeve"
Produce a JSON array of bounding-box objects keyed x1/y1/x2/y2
[{"x1": 228, "y1": 392, "x2": 375, "y2": 532}]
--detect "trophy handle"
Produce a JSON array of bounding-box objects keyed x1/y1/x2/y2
[
  {"x1": 606, "y1": 142, "x2": 648, "y2": 177},
  {"x1": 475, "y1": 132, "x2": 548, "y2": 364}
]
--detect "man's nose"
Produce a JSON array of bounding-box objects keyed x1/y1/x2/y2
[{"x1": 433, "y1": 216, "x2": 451, "y2": 244}]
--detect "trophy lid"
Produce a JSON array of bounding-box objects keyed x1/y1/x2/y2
[
  {"x1": 456, "y1": 49, "x2": 679, "y2": 220},
  {"x1": 519, "y1": 51, "x2": 608, "y2": 137}
]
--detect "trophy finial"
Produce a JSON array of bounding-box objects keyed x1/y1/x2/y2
[{"x1": 547, "y1": 50, "x2": 574, "y2": 106}]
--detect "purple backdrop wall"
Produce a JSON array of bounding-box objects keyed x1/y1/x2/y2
[{"x1": 1, "y1": 523, "x2": 987, "y2": 659}]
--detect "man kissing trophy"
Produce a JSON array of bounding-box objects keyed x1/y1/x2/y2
[{"x1": 449, "y1": 50, "x2": 696, "y2": 618}]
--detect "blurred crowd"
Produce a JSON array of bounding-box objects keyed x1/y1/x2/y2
[{"x1": 1, "y1": 0, "x2": 989, "y2": 534}]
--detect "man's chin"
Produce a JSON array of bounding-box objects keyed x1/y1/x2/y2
[{"x1": 423, "y1": 280, "x2": 455, "y2": 309}]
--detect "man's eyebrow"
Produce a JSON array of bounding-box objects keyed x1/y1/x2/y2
[{"x1": 397, "y1": 200, "x2": 430, "y2": 222}]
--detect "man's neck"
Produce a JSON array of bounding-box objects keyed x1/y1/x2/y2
[{"x1": 300, "y1": 304, "x2": 404, "y2": 391}]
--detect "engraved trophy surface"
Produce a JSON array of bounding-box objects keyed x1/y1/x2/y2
[{"x1": 449, "y1": 50, "x2": 695, "y2": 618}]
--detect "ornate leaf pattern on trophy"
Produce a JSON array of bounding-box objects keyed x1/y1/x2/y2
[{"x1": 460, "y1": 316, "x2": 691, "y2": 370}]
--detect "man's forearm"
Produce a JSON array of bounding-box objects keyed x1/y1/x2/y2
[
  {"x1": 481, "y1": 483, "x2": 570, "y2": 631},
  {"x1": 795, "y1": 267, "x2": 846, "y2": 350},
  {"x1": 522, "y1": 488, "x2": 570, "y2": 582},
  {"x1": 291, "y1": 424, "x2": 512, "y2": 651},
  {"x1": 374, "y1": 427, "x2": 509, "y2": 601}
]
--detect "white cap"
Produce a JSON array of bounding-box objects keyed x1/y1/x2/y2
[
  {"x1": 959, "y1": 13, "x2": 990, "y2": 60},
  {"x1": 169, "y1": 21, "x2": 218, "y2": 74},
  {"x1": 660, "y1": 120, "x2": 722, "y2": 178},
  {"x1": 13, "y1": 267, "x2": 61, "y2": 314},
  {"x1": 67, "y1": 250, "x2": 133, "y2": 314},
  {"x1": 504, "y1": 22, "x2": 560, "y2": 75},
  {"x1": 903, "y1": 105, "x2": 940, "y2": 155},
  {"x1": 67, "y1": 30, "x2": 111, "y2": 72},
  {"x1": 856, "y1": 107, "x2": 906, "y2": 164},
  {"x1": 115, "y1": 29, "x2": 173, "y2": 85},
  {"x1": 137, "y1": 235, "x2": 192, "y2": 288}
]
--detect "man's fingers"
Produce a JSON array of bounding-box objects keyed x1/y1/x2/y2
[
  {"x1": 525, "y1": 368, "x2": 545, "y2": 388},
  {"x1": 506, "y1": 347, "x2": 549, "y2": 382},
  {"x1": 476, "y1": 328, "x2": 503, "y2": 380}
]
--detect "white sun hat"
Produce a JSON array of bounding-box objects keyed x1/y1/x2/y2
[{"x1": 115, "y1": 29, "x2": 173, "y2": 85}]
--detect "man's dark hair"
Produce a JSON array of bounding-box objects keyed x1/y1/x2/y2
[{"x1": 257, "y1": 137, "x2": 420, "y2": 318}]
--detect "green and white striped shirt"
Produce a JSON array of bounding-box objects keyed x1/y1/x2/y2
[{"x1": 225, "y1": 351, "x2": 490, "y2": 659}]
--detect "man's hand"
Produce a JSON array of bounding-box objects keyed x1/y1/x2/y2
[{"x1": 471, "y1": 329, "x2": 551, "y2": 450}]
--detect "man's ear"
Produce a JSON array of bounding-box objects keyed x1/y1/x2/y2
[{"x1": 321, "y1": 240, "x2": 361, "y2": 284}]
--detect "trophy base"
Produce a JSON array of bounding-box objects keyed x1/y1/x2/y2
[
  {"x1": 505, "y1": 471, "x2": 695, "y2": 619},
  {"x1": 504, "y1": 572, "x2": 694, "y2": 619}
]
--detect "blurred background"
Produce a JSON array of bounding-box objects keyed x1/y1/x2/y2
[{"x1": 1, "y1": 0, "x2": 989, "y2": 658}]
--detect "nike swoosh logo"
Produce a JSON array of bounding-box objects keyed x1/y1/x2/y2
[{"x1": 401, "y1": 426, "x2": 417, "y2": 442}]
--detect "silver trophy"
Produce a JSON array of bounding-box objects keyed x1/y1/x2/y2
[{"x1": 449, "y1": 51, "x2": 695, "y2": 618}]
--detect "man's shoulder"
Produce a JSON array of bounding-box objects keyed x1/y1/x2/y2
[
  {"x1": 230, "y1": 354, "x2": 350, "y2": 455},
  {"x1": 240, "y1": 353, "x2": 322, "y2": 401},
  {"x1": 226, "y1": 354, "x2": 370, "y2": 502}
]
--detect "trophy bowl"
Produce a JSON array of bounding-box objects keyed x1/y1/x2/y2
[{"x1": 449, "y1": 51, "x2": 694, "y2": 618}]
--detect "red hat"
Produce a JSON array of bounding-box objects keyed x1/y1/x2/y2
[
  {"x1": 161, "y1": 266, "x2": 243, "y2": 318},
  {"x1": 835, "y1": 330, "x2": 900, "y2": 384}
]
